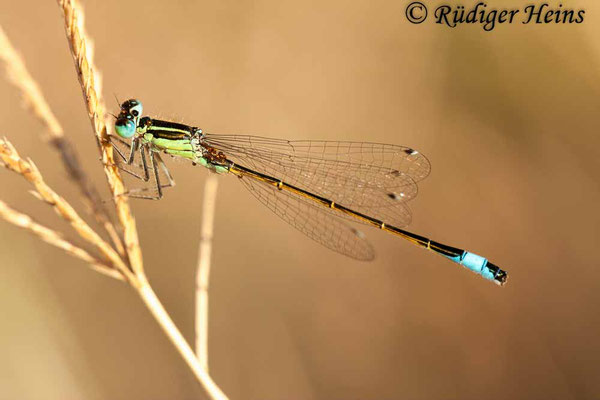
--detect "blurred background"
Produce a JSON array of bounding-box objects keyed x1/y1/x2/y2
[{"x1": 1, "y1": 0, "x2": 598, "y2": 399}]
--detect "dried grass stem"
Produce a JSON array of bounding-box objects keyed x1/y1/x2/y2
[
  {"x1": 0, "y1": 138, "x2": 132, "y2": 281},
  {"x1": 0, "y1": 200, "x2": 123, "y2": 280},
  {"x1": 0, "y1": 24, "x2": 124, "y2": 257},
  {"x1": 57, "y1": 0, "x2": 143, "y2": 276}
]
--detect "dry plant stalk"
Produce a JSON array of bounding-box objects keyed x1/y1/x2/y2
[
  {"x1": 196, "y1": 173, "x2": 220, "y2": 370},
  {"x1": 0, "y1": 136, "x2": 227, "y2": 398},
  {"x1": 57, "y1": 0, "x2": 143, "y2": 276},
  {"x1": 54, "y1": 0, "x2": 227, "y2": 398},
  {"x1": 0, "y1": 138, "x2": 132, "y2": 281},
  {"x1": 0, "y1": 25, "x2": 124, "y2": 257},
  {"x1": 0, "y1": 2, "x2": 228, "y2": 399},
  {"x1": 0, "y1": 200, "x2": 122, "y2": 280},
  {"x1": 0, "y1": 27, "x2": 62, "y2": 138}
]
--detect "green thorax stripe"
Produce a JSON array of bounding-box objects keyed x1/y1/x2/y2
[{"x1": 145, "y1": 118, "x2": 195, "y2": 140}]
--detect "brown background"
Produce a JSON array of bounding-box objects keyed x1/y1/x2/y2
[{"x1": 1, "y1": 0, "x2": 599, "y2": 399}]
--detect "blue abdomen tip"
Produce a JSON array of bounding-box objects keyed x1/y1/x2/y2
[{"x1": 460, "y1": 252, "x2": 496, "y2": 281}]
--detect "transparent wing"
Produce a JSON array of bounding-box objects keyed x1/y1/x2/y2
[
  {"x1": 237, "y1": 174, "x2": 375, "y2": 261},
  {"x1": 204, "y1": 135, "x2": 430, "y2": 227}
]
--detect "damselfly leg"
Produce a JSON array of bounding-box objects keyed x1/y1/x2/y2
[{"x1": 110, "y1": 135, "x2": 175, "y2": 199}]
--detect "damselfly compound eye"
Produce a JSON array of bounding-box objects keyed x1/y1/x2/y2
[{"x1": 115, "y1": 117, "x2": 136, "y2": 138}]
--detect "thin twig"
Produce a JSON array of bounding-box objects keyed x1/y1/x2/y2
[
  {"x1": 56, "y1": 2, "x2": 228, "y2": 398},
  {"x1": 0, "y1": 24, "x2": 125, "y2": 257},
  {"x1": 51, "y1": 136, "x2": 126, "y2": 256},
  {"x1": 0, "y1": 136, "x2": 227, "y2": 398},
  {"x1": 138, "y1": 279, "x2": 228, "y2": 400},
  {"x1": 0, "y1": 200, "x2": 123, "y2": 280},
  {"x1": 0, "y1": 26, "x2": 62, "y2": 139},
  {"x1": 0, "y1": 138, "x2": 133, "y2": 282},
  {"x1": 56, "y1": 0, "x2": 143, "y2": 275},
  {"x1": 196, "y1": 173, "x2": 219, "y2": 370}
]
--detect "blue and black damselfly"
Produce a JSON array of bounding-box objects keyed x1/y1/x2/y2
[{"x1": 111, "y1": 99, "x2": 508, "y2": 285}]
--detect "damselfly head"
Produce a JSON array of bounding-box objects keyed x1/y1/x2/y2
[
  {"x1": 119, "y1": 98, "x2": 143, "y2": 118},
  {"x1": 115, "y1": 99, "x2": 143, "y2": 139}
]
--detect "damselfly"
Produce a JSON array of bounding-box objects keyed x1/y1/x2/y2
[{"x1": 112, "y1": 99, "x2": 508, "y2": 285}]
